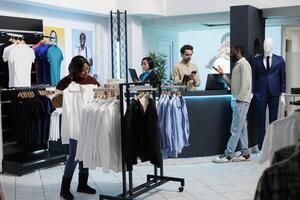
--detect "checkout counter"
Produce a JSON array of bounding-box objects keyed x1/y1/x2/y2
[{"x1": 179, "y1": 89, "x2": 258, "y2": 158}]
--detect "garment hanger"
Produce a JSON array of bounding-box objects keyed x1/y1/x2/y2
[
  {"x1": 31, "y1": 91, "x2": 36, "y2": 98},
  {"x1": 8, "y1": 35, "x2": 13, "y2": 43},
  {"x1": 21, "y1": 36, "x2": 25, "y2": 44},
  {"x1": 15, "y1": 36, "x2": 21, "y2": 44},
  {"x1": 176, "y1": 90, "x2": 182, "y2": 97},
  {"x1": 138, "y1": 91, "x2": 145, "y2": 99}
]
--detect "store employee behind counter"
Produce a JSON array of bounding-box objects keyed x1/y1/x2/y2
[
  {"x1": 172, "y1": 44, "x2": 201, "y2": 91},
  {"x1": 139, "y1": 57, "x2": 159, "y2": 82}
]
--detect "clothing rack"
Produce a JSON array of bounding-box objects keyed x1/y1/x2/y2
[
  {"x1": 0, "y1": 30, "x2": 45, "y2": 45},
  {"x1": 100, "y1": 82, "x2": 185, "y2": 200},
  {"x1": 161, "y1": 85, "x2": 187, "y2": 89},
  {"x1": 0, "y1": 32, "x2": 23, "y2": 39},
  {"x1": 0, "y1": 85, "x2": 66, "y2": 175},
  {"x1": 285, "y1": 93, "x2": 300, "y2": 106}
]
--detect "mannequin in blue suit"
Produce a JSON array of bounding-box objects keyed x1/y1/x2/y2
[{"x1": 252, "y1": 38, "x2": 286, "y2": 150}]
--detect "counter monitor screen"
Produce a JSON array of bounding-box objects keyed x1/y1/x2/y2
[{"x1": 205, "y1": 73, "x2": 230, "y2": 90}]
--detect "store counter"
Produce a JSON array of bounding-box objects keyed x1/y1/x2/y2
[{"x1": 179, "y1": 90, "x2": 258, "y2": 158}]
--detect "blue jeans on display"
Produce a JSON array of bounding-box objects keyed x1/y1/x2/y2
[
  {"x1": 225, "y1": 100, "x2": 250, "y2": 158},
  {"x1": 63, "y1": 139, "x2": 88, "y2": 178}
]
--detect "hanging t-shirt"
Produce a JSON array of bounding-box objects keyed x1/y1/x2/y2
[
  {"x1": 47, "y1": 45, "x2": 63, "y2": 86},
  {"x1": 3, "y1": 44, "x2": 35, "y2": 87},
  {"x1": 35, "y1": 44, "x2": 51, "y2": 84}
]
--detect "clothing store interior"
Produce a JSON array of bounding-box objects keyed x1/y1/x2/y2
[{"x1": 0, "y1": 1, "x2": 300, "y2": 200}]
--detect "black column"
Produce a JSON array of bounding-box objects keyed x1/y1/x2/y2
[
  {"x1": 230, "y1": 5, "x2": 265, "y2": 148},
  {"x1": 230, "y1": 5, "x2": 265, "y2": 65}
]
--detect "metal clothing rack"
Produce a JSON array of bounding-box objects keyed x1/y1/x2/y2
[
  {"x1": 100, "y1": 82, "x2": 185, "y2": 200},
  {"x1": 0, "y1": 30, "x2": 52, "y2": 46},
  {"x1": 161, "y1": 85, "x2": 187, "y2": 89},
  {"x1": 285, "y1": 93, "x2": 300, "y2": 106}
]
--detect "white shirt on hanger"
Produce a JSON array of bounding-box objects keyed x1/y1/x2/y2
[
  {"x1": 76, "y1": 99, "x2": 122, "y2": 173},
  {"x1": 3, "y1": 43, "x2": 35, "y2": 87},
  {"x1": 49, "y1": 108, "x2": 62, "y2": 141},
  {"x1": 61, "y1": 83, "x2": 97, "y2": 144},
  {"x1": 259, "y1": 111, "x2": 300, "y2": 164}
]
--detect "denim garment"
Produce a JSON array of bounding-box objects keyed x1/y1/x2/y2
[{"x1": 225, "y1": 100, "x2": 250, "y2": 157}]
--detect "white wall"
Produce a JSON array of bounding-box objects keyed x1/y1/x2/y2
[
  {"x1": 282, "y1": 26, "x2": 300, "y2": 114},
  {"x1": 127, "y1": 17, "x2": 143, "y2": 76},
  {"x1": 0, "y1": 1, "x2": 111, "y2": 83},
  {"x1": 142, "y1": 26, "x2": 179, "y2": 71}
]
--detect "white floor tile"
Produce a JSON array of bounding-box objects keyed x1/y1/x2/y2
[{"x1": 0, "y1": 154, "x2": 266, "y2": 200}]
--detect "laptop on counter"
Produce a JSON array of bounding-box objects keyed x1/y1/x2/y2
[
  {"x1": 129, "y1": 68, "x2": 139, "y2": 82},
  {"x1": 205, "y1": 73, "x2": 230, "y2": 90}
]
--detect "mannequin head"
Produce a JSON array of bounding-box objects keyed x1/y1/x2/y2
[{"x1": 263, "y1": 37, "x2": 273, "y2": 55}]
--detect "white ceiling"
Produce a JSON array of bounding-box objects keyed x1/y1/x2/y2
[{"x1": 3, "y1": 0, "x2": 300, "y2": 29}]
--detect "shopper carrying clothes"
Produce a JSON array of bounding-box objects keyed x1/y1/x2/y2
[
  {"x1": 139, "y1": 57, "x2": 159, "y2": 82},
  {"x1": 56, "y1": 56, "x2": 99, "y2": 200},
  {"x1": 213, "y1": 45, "x2": 253, "y2": 163}
]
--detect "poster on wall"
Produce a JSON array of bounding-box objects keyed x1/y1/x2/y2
[
  {"x1": 206, "y1": 32, "x2": 230, "y2": 74},
  {"x1": 72, "y1": 29, "x2": 94, "y2": 74},
  {"x1": 43, "y1": 26, "x2": 65, "y2": 56}
]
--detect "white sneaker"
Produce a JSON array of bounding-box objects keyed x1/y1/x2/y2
[{"x1": 213, "y1": 154, "x2": 232, "y2": 163}]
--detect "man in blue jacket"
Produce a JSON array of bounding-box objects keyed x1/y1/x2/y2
[{"x1": 253, "y1": 37, "x2": 286, "y2": 150}]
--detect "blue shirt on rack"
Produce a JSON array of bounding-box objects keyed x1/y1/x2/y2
[
  {"x1": 180, "y1": 96, "x2": 190, "y2": 146},
  {"x1": 158, "y1": 95, "x2": 169, "y2": 158},
  {"x1": 165, "y1": 95, "x2": 176, "y2": 157},
  {"x1": 173, "y1": 96, "x2": 184, "y2": 154},
  {"x1": 158, "y1": 94, "x2": 190, "y2": 159},
  {"x1": 47, "y1": 45, "x2": 63, "y2": 86}
]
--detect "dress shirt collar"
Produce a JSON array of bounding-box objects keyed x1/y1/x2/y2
[{"x1": 264, "y1": 53, "x2": 273, "y2": 58}]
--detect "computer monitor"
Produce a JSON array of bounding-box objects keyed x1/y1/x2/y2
[
  {"x1": 129, "y1": 68, "x2": 139, "y2": 82},
  {"x1": 205, "y1": 73, "x2": 230, "y2": 90}
]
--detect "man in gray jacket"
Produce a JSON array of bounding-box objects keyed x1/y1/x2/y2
[{"x1": 213, "y1": 45, "x2": 253, "y2": 163}]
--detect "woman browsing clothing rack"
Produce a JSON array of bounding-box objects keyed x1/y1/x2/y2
[{"x1": 56, "y1": 56, "x2": 99, "y2": 200}]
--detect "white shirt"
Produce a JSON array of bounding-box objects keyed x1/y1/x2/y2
[
  {"x1": 75, "y1": 45, "x2": 92, "y2": 61},
  {"x1": 3, "y1": 44, "x2": 35, "y2": 87},
  {"x1": 259, "y1": 111, "x2": 300, "y2": 163},
  {"x1": 263, "y1": 53, "x2": 272, "y2": 70},
  {"x1": 61, "y1": 83, "x2": 97, "y2": 144},
  {"x1": 76, "y1": 99, "x2": 122, "y2": 173},
  {"x1": 49, "y1": 108, "x2": 62, "y2": 141}
]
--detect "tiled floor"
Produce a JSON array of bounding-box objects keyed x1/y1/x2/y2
[{"x1": 0, "y1": 154, "x2": 269, "y2": 200}]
